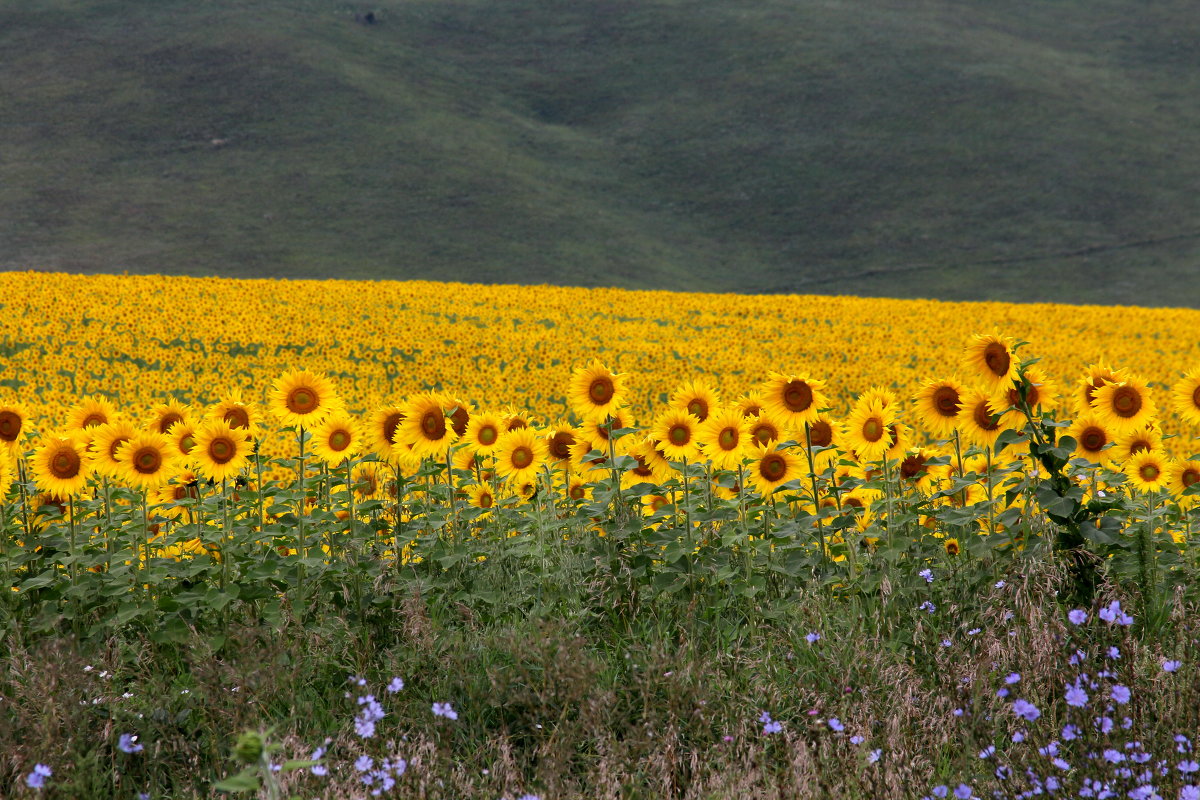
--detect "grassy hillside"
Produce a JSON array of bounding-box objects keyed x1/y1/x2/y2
[{"x1": 3, "y1": 0, "x2": 1200, "y2": 305}]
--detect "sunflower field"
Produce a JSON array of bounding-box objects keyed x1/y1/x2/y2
[{"x1": 4, "y1": 271, "x2": 1200, "y2": 799}]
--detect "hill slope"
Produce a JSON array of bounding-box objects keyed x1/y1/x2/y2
[{"x1": 3, "y1": 0, "x2": 1200, "y2": 305}]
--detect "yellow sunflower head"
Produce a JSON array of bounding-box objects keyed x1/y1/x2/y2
[
  {"x1": 697, "y1": 407, "x2": 750, "y2": 471},
  {"x1": 1065, "y1": 412, "x2": 1112, "y2": 465},
  {"x1": 31, "y1": 431, "x2": 93, "y2": 497},
  {"x1": 367, "y1": 405, "x2": 407, "y2": 461},
  {"x1": 568, "y1": 360, "x2": 627, "y2": 422},
  {"x1": 66, "y1": 395, "x2": 118, "y2": 433},
  {"x1": 1090, "y1": 374, "x2": 1155, "y2": 433},
  {"x1": 913, "y1": 377, "x2": 966, "y2": 438},
  {"x1": 545, "y1": 423, "x2": 579, "y2": 464},
  {"x1": 0, "y1": 403, "x2": 30, "y2": 453},
  {"x1": 87, "y1": 419, "x2": 140, "y2": 478},
  {"x1": 166, "y1": 417, "x2": 200, "y2": 461},
  {"x1": 269, "y1": 370, "x2": 340, "y2": 428},
  {"x1": 463, "y1": 411, "x2": 505, "y2": 455},
  {"x1": 311, "y1": 411, "x2": 361, "y2": 467},
  {"x1": 746, "y1": 409, "x2": 790, "y2": 448},
  {"x1": 466, "y1": 483, "x2": 497, "y2": 515},
  {"x1": 747, "y1": 444, "x2": 804, "y2": 496},
  {"x1": 193, "y1": 418, "x2": 251, "y2": 482},
  {"x1": 1124, "y1": 450, "x2": 1169, "y2": 494},
  {"x1": 210, "y1": 390, "x2": 262, "y2": 438},
  {"x1": 956, "y1": 389, "x2": 1014, "y2": 450},
  {"x1": 650, "y1": 408, "x2": 701, "y2": 462},
  {"x1": 116, "y1": 431, "x2": 179, "y2": 490},
  {"x1": 962, "y1": 333, "x2": 1018, "y2": 392},
  {"x1": 844, "y1": 396, "x2": 896, "y2": 463},
  {"x1": 395, "y1": 394, "x2": 458, "y2": 459},
  {"x1": 493, "y1": 427, "x2": 548, "y2": 485},
  {"x1": 669, "y1": 380, "x2": 721, "y2": 423},
  {"x1": 1166, "y1": 459, "x2": 1200, "y2": 503},
  {"x1": 1170, "y1": 368, "x2": 1200, "y2": 427},
  {"x1": 733, "y1": 392, "x2": 766, "y2": 418},
  {"x1": 996, "y1": 367, "x2": 1059, "y2": 420},
  {"x1": 620, "y1": 436, "x2": 671, "y2": 489},
  {"x1": 944, "y1": 537, "x2": 961, "y2": 557},
  {"x1": 1073, "y1": 364, "x2": 1124, "y2": 414},
  {"x1": 1109, "y1": 425, "x2": 1163, "y2": 465},
  {"x1": 148, "y1": 401, "x2": 193, "y2": 436},
  {"x1": 897, "y1": 446, "x2": 949, "y2": 494},
  {"x1": 760, "y1": 372, "x2": 827, "y2": 425}
]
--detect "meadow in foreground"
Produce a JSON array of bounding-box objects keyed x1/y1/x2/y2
[{"x1": 2, "y1": 325, "x2": 1200, "y2": 798}]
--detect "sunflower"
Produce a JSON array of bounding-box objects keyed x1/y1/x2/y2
[
  {"x1": 1171, "y1": 369, "x2": 1200, "y2": 426},
  {"x1": 0, "y1": 452, "x2": 12, "y2": 499},
  {"x1": 734, "y1": 392, "x2": 765, "y2": 418},
  {"x1": 650, "y1": 408, "x2": 701, "y2": 462},
  {"x1": 311, "y1": 411, "x2": 361, "y2": 467},
  {"x1": 961, "y1": 333, "x2": 1018, "y2": 392},
  {"x1": 581, "y1": 407, "x2": 634, "y2": 451},
  {"x1": 565, "y1": 474, "x2": 591, "y2": 503},
  {"x1": 956, "y1": 390, "x2": 1014, "y2": 451},
  {"x1": 670, "y1": 380, "x2": 720, "y2": 422},
  {"x1": 351, "y1": 462, "x2": 385, "y2": 503},
  {"x1": 844, "y1": 398, "x2": 895, "y2": 463},
  {"x1": 1166, "y1": 459, "x2": 1200, "y2": 502},
  {"x1": 641, "y1": 493, "x2": 672, "y2": 517},
  {"x1": 86, "y1": 420, "x2": 139, "y2": 479},
  {"x1": 760, "y1": 372, "x2": 827, "y2": 426},
  {"x1": 697, "y1": 407, "x2": 750, "y2": 471},
  {"x1": 269, "y1": 370, "x2": 339, "y2": 428},
  {"x1": 494, "y1": 427, "x2": 548, "y2": 485},
  {"x1": 152, "y1": 470, "x2": 202, "y2": 519},
  {"x1": 943, "y1": 538, "x2": 962, "y2": 557},
  {"x1": 1073, "y1": 364, "x2": 1124, "y2": 414},
  {"x1": 746, "y1": 444, "x2": 804, "y2": 496},
  {"x1": 801, "y1": 413, "x2": 843, "y2": 471},
  {"x1": 1090, "y1": 374, "x2": 1155, "y2": 433},
  {"x1": 913, "y1": 378, "x2": 966, "y2": 438},
  {"x1": 1124, "y1": 450, "x2": 1169, "y2": 494},
  {"x1": 1109, "y1": 425, "x2": 1163, "y2": 465},
  {"x1": 395, "y1": 394, "x2": 458, "y2": 459},
  {"x1": 147, "y1": 401, "x2": 192, "y2": 436},
  {"x1": 0, "y1": 403, "x2": 29, "y2": 453},
  {"x1": 1065, "y1": 412, "x2": 1111, "y2": 464},
  {"x1": 994, "y1": 367, "x2": 1059, "y2": 421},
  {"x1": 210, "y1": 390, "x2": 262, "y2": 437},
  {"x1": 897, "y1": 447, "x2": 949, "y2": 494},
  {"x1": 166, "y1": 417, "x2": 200, "y2": 461},
  {"x1": 620, "y1": 436, "x2": 672, "y2": 489},
  {"x1": 116, "y1": 431, "x2": 178, "y2": 490},
  {"x1": 66, "y1": 395, "x2": 117, "y2": 432},
  {"x1": 568, "y1": 436, "x2": 608, "y2": 474},
  {"x1": 884, "y1": 422, "x2": 912, "y2": 463},
  {"x1": 463, "y1": 411, "x2": 505, "y2": 455},
  {"x1": 501, "y1": 406, "x2": 536, "y2": 431},
  {"x1": 193, "y1": 419, "x2": 251, "y2": 482},
  {"x1": 31, "y1": 432, "x2": 92, "y2": 497},
  {"x1": 746, "y1": 409, "x2": 789, "y2": 448},
  {"x1": 544, "y1": 423, "x2": 578, "y2": 465},
  {"x1": 367, "y1": 405, "x2": 406, "y2": 461},
  {"x1": 568, "y1": 360, "x2": 627, "y2": 422},
  {"x1": 440, "y1": 395, "x2": 472, "y2": 438},
  {"x1": 466, "y1": 484, "x2": 497, "y2": 515}
]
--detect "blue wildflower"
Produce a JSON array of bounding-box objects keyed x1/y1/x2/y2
[
  {"x1": 118, "y1": 734, "x2": 144, "y2": 754},
  {"x1": 26, "y1": 764, "x2": 52, "y2": 790}
]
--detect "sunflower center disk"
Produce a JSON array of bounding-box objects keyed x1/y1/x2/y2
[
  {"x1": 329, "y1": 431, "x2": 351, "y2": 451},
  {"x1": 1130, "y1": 439, "x2": 1151, "y2": 454},
  {"x1": 974, "y1": 404, "x2": 1000, "y2": 431},
  {"x1": 551, "y1": 433, "x2": 572, "y2": 458},
  {"x1": 134, "y1": 449, "x2": 161, "y2": 474},
  {"x1": 421, "y1": 413, "x2": 445, "y2": 439},
  {"x1": 210, "y1": 438, "x2": 234, "y2": 464},
  {"x1": 158, "y1": 413, "x2": 183, "y2": 433},
  {"x1": 1113, "y1": 387, "x2": 1141, "y2": 417},
  {"x1": 480, "y1": 495, "x2": 493, "y2": 508},
  {"x1": 983, "y1": 343, "x2": 1011, "y2": 377},
  {"x1": 688, "y1": 400, "x2": 707, "y2": 418},
  {"x1": 479, "y1": 427, "x2": 497, "y2": 446},
  {"x1": 588, "y1": 378, "x2": 613, "y2": 404},
  {"x1": 180, "y1": 435, "x2": 196, "y2": 454},
  {"x1": 51, "y1": 450, "x2": 81, "y2": 478},
  {"x1": 225, "y1": 408, "x2": 250, "y2": 429},
  {"x1": 784, "y1": 382, "x2": 813, "y2": 412},
  {"x1": 287, "y1": 388, "x2": 317, "y2": 415},
  {"x1": 1193, "y1": 386, "x2": 1200, "y2": 410},
  {"x1": 669, "y1": 426, "x2": 690, "y2": 445},
  {"x1": 512, "y1": 447, "x2": 533, "y2": 469},
  {"x1": 862, "y1": 419, "x2": 883, "y2": 442},
  {"x1": 760, "y1": 455, "x2": 785, "y2": 480},
  {"x1": 383, "y1": 414, "x2": 403, "y2": 443},
  {"x1": 1082, "y1": 428, "x2": 1106, "y2": 452},
  {"x1": 718, "y1": 429, "x2": 738, "y2": 450},
  {"x1": 0, "y1": 411, "x2": 21, "y2": 440},
  {"x1": 82, "y1": 414, "x2": 106, "y2": 428},
  {"x1": 900, "y1": 456, "x2": 924, "y2": 479},
  {"x1": 1183, "y1": 470, "x2": 1200, "y2": 488},
  {"x1": 809, "y1": 422, "x2": 832, "y2": 447},
  {"x1": 1139, "y1": 464, "x2": 1160, "y2": 482},
  {"x1": 110, "y1": 438, "x2": 129, "y2": 460}
]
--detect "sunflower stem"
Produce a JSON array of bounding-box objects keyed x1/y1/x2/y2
[
  {"x1": 606, "y1": 416, "x2": 621, "y2": 514},
  {"x1": 296, "y1": 427, "x2": 307, "y2": 618},
  {"x1": 254, "y1": 440, "x2": 265, "y2": 532},
  {"x1": 985, "y1": 448, "x2": 995, "y2": 541},
  {"x1": 804, "y1": 422, "x2": 828, "y2": 571},
  {"x1": 16, "y1": 459, "x2": 33, "y2": 567},
  {"x1": 220, "y1": 478, "x2": 230, "y2": 593},
  {"x1": 140, "y1": 490, "x2": 151, "y2": 598},
  {"x1": 952, "y1": 430, "x2": 967, "y2": 509},
  {"x1": 446, "y1": 447, "x2": 456, "y2": 528},
  {"x1": 882, "y1": 455, "x2": 894, "y2": 550}
]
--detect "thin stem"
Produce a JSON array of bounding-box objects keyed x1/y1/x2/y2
[
  {"x1": 606, "y1": 417, "x2": 621, "y2": 512},
  {"x1": 804, "y1": 422, "x2": 828, "y2": 569},
  {"x1": 254, "y1": 440, "x2": 265, "y2": 532}
]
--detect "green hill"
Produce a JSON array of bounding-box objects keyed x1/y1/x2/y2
[{"x1": 3, "y1": 0, "x2": 1200, "y2": 306}]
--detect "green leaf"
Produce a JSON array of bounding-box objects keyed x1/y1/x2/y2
[
  {"x1": 213, "y1": 769, "x2": 260, "y2": 793},
  {"x1": 279, "y1": 759, "x2": 318, "y2": 772}
]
